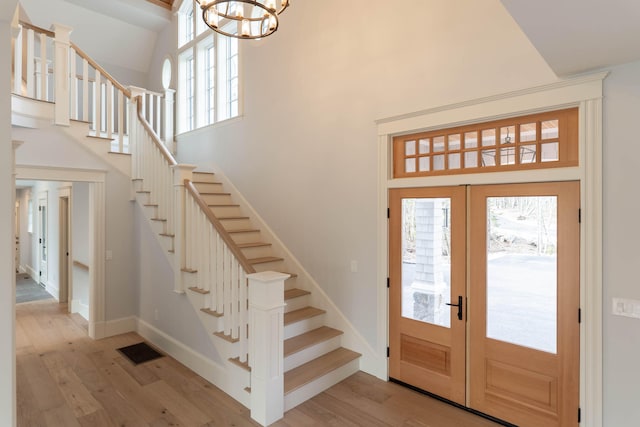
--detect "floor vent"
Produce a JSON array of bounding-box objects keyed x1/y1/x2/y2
[{"x1": 117, "y1": 342, "x2": 164, "y2": 365}]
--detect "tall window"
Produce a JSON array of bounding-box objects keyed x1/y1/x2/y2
[{"x1": 177, "y1": 0, "x2": 241, "y2": 134}]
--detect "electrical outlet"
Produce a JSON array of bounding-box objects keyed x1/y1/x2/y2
[{"x1": 612, "y1": 298, "x2": 640, "y2": 319}]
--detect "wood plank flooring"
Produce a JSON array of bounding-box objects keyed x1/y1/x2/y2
[{"x1": 16, "y1": 300, "x2": 502, "y2": 427}]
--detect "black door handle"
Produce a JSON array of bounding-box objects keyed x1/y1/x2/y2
[{"x1": 446, "y1": 295, "x2": 463, "y2": 320}]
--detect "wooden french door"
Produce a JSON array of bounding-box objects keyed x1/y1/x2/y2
[
  {"x1": 389, "y1": 181, "x2": 580, "y2": 427},
  {"x1": 389, "y1": 186, "x2": 467, "y2": 404}
]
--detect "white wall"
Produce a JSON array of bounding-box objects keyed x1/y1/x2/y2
[
  {"x1": 172, "y1": 0, "x2": 557, "y2": 349},
  {"x1": 601, "y1": 60, "x2": 640, "y2": 425},
  {"x1": 2, "y1": 4, "x2": 19, "y2": 425},
  {"x1": 72, "y1": 182, "x2": 90, "y2": 318}
]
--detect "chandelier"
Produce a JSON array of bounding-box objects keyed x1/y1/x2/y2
[{"x1": 196, "y1": 0, "x2": 290, "y2": 39}]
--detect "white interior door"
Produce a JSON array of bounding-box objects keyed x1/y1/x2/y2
[{"x1": 38, "y1": 194, "x2": 48, "y2": 286}]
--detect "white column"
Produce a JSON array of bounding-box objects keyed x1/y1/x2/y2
[
  {"x1": 12, "y1": 23, "x2": 21, "y2": 95},
  {"x1": 248, "y1": 271, "x2": 289, "y2": 426},
  {"x1": 163, "y1": 89, "x2": 176, "y2": 153},
  {"x1": 172, "y1": 164, "x2": 196, "y2": 294},
  {"x1": 51, "y1": 23, "x2": 72, "y2": 126},
  {"x1": 88, "y1": 181, "x2": 106, "y2": 339},
  {"x1": 129, "y1": 86, "x2": 145, "y2": 184}
]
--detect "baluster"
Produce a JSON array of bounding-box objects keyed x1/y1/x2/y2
[
  {"x1": 216, "y1": 234, "x2": 224, "y2": 314},
  {"x1": 82, "y1": 58, "x2": 89, "y2": 122},
  {"x1": 117, "y1": 90, "x2": 124, "y2": 152},
  {"x1": 26, "y1": 29, "x2": 35, "y2": 97},
  {"x1": 148, "y1": 94, "x2": 155, "y2": 133},
  {"x1": 69, "y1": 48, "x2": 77, "y2": 120},
  {"x1": 224, "y1": 247, "x2": 232, "y2": 336},
  {"x1": 94, "y1": 70, "x2": 101, "y2": 134},
  {"x1": 208, "y1": 223, "x2": 216, "y2": 306},
  {"x1": 13, "y1": 25, "x2": 23, "y2": 95},
  {"x1": 185, "y1": 196, "x2": 192, "y2": 269},
  {"x1": 231, "y1": 259, "x2": 239, "y2": 340},
  {"x1": 39, "y1": 33, "x2": 47, "y2": 100},
  {"x1": 156, "y1": 95, "x2": 162, "y2": 137},
  {"x1": 239, "y1": 270, "x2": 248, "y2": 363},
  {"x1": 106, "y1": 80, "x2": 113, "y2": 139}
]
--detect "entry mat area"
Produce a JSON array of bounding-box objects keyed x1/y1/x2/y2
[{"x1": 117, "y1": 342, "x2": 164, "y2": 365}]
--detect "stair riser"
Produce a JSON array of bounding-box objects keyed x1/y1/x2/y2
[
  {"x1": 149, "y1": 220, "x2": 166, "y2": 235},
  {"x1": 200, "y1": 194, "x2": 234, "y2": 205},
  {"x1": 192, "y1": 173, "x2": 217, "y2": 183},
  {"x1": 284, "y1": 335, "x2": 342, "y2": 372},
  {"x1": 209, "y1": 205, "x2": 242, "y2": 217},
  {"x1": 194, "y1": 182, "x2": 224, "y2": 193},
  {"x1": 219, "y1": 218, "x2": 253, "y2": 231},
  {"x1": 285, "y1": 315, "x2": 325, "y2": 340},
  {"x1": 284, "y1": 295, "x2": 310, "y2": 313},
  {"x1": 158, "y1": 234, "x2": 174, "y2": 252},
  {"x1": 284, "y1": 358, "x2": 360, "y2": 412},
  {"x1": 252, "y1": 260, "x2": 286, "y2": 273}
]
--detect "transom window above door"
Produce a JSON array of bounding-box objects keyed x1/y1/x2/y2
[{"x1": 393, "y1": 108, "x2": 578, "y2": 178}]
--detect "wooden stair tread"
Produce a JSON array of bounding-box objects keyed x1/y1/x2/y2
[
  {"x1": 192, "y1": 181, "x2": 223, "y2": 185},
  {"x1": 159, "y1": 233, "x2": 175, "y2": 238},
  {"x1": 208, "y1": 204, "x2": 240, "y2": 207},
  {"x1": 108, "y1": 151, "x2": 131, "y2": 156},
  {"x1": 151, "y1": 218, "x2": 166, "y2": 222},
  {"x1": 198, "y1": 192, "x2": 231, "y2": 196},
  {"x1": 237, "y1": 242, "x2": 272, "y2": 249},
  {"x1": 136, "y1": 190, "x2": 151, "y2": 194},
  {"x1": 86, "y1": 134, "x2": 114, "y2": 141},
  {"x1": 143, "y1": 204, "x2": 158, "y2": 207},
  {"x1": 181, "y1": 268, "x2": 197, "y2": 273},
  {"x1": 248, "y1": 256, "x2": 283, "y2": 265},
  {"x1": 279, "y1": 271, "x2": 299, "y2": 279},
  {"x1": 229, "y1": 357, "x2": 250, "y2": 372},
  {"x1": 218, "y1": 216, "x2": 250, "y2": 220},
  {"x1": 284, "y1": 326, "x2": 343, "y2": 357},
  {"x1": 284, "y1": 288, "x2": 310, "y2": 300},
  {"x1": 188, "y1": 287, "x2": 210, "y2": 295},
  {"x1": 284, "y1": 348, "x2": 361, "y2": 395},
  {"x1": 200, "y1": 308, "x2": 222, "y2": 317},
  {"x1": 227, "y1": 228, "x2": 260, "y2": 234},
  {"x1": 213, "y1": 332, "x2": 239, "y2": 343},
  {"x1": 284, "y1": 307, "x2": 326, "y2": 326}
]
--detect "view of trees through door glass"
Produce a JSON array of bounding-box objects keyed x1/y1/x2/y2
[
  {"x1": 401, "y1": 198, "x2": 452, "y2": 328},
  {"x1": 486, "y1": 196, "x2": 557, "y2": 353}
]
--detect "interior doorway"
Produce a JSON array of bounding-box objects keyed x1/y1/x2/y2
[
  {"x1": 38, "y1": 192, "x2": 48, "y2": 287},
  {"x1": 59, "y1": 194, "x2": 71, "y2": 304},
  {"x1": 389, "y1": 181, "x2": 580, "y2": 427}
]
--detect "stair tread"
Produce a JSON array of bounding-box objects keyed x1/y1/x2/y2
[
  {"x1": 284, "y1": 326, "x2": 343, "y2": 357},
  {"x1": 108, "y1": 151, "x2": 131, "y2": 156},
  {"x1": 284, "y1": 348, "x2": 360, "y2": 395},
  {"x1": 284, "y1": 307, "x2": 326, "y2": 326},
  {"x1": 279, "y1": 271, "x2": 299, "y2": 279},
  {"x1": 198, "y1": 192, "x2": 231, "y2": 195},
  {"x1": 181, "y1": 268, "x2": 197, "y2": 273},
  {"x1": 213, "y1": 331, "x2": 239, "y2": 343},
  {"x1": 208, "y1": 204, "x2": 240, "y2": 207},
  {"x1": 237, "y1": 242, "x2": 272, "y2": 249},
  {"x1": 188, "y1": 287, "x2": 210, "y2": 295},
  {"x1": 248, "y1": 256, "x2": 283, "y2": 265},
  {"x1": 284, "y1": 288, "x2": 310, "y2": 300},
  {"x1": 200, "y1": 308, "x2": 222, "y2": 317},
  {"x1": 193, "y1": 181, "x2": 223, "y2": 184},
  {"x1": 218, "y1": 216, "x2": 250, "y2": 220},
  {"x1": 229, "y1": 357, "x2": 250, "y2": 372},
  {"x1": 227, "y1": 228, "x2": 260, "y2": 234}
]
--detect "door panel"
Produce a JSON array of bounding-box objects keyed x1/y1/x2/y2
[
  {"x1": 469, "y1": 182, "x2": 579, "y2": 427},
  {"x1": 389, "y1": 186, "x2": 467, "y2": 404},
  {"x1": 38, "y1": 195, "x2": 48, "y2": 286}
]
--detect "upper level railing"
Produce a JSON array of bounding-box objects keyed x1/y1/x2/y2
[{"x1": 11, "y1": 19, "x2": 175, "y2": 154}]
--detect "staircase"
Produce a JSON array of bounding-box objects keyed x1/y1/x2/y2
[
  {"x1": 11, "y1": 17, "x2": 365, "y2": 426},
  {"x1": 136, "y1": 170, "x2": 361, "y2": 413}
]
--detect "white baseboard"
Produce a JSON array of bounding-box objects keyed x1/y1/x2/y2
[
  {"x1": 25, "y1": 265, "x2": 36, "y2": 281},
  {"x1": 17, "y1": 265, "x2": 26, "y2": 274},
  {"x1": 136, "y1": 318, "x2": 250, "y2": 408},
  {"x1": 90, "y1": 316, "x2": 137, "y2": 339},
  {"x1": 71, "y1": 299, "x2": 89, "y2": 320},
  {"x1": 45, "y1": 282, "x2": 59, "y2": 302}
]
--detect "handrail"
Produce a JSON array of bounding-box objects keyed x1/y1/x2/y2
[
  {"x1": 70, "y1": 42, "x2": 131, "y2": 98},
  {"x1": 185, "y1": 180, "x2": 257, "y2": 274},
  {"x1": 136, "y1": 98, "x2": 177, "y2": 166},
  {"x1": 19, "y1": 20, "x2": 55, "y2": 38}
]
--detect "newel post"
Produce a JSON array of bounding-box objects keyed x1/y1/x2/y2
[
  {"x1": 248, "y1": 271, "x2": 289, "y2": 426},
  {"x1": 172, "y1": 164, "x2": 196, "y2": 294},
  {"x1": 52, "y1": 23, "x2": 72, "y2": 126},
  {"x1": 128, "y1": 86, "x2": 145, "y2": 184},
  {"x1": 163, "y1": 89, "x2": 175, "y2": 154}
]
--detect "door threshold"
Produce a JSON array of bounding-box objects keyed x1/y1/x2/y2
[{"x1": 389, "y1": 377, "x2": 517, "y2": 427}]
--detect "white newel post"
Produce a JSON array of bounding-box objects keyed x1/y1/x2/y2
[
  {"x1": 248, "y1": 271, "x2": 289, "y2": 426},
  {"x1": 128, "y1": 86, "x2": 145, "y2": 185},
  {"x1": 52, "y1": 23, "x2": 72, "y2": 126},
  {"x1": 172, "y1": 164, "x2": 196, "y2": 294},
  {"x1": 163, "y1": 89, "x2": 175, "y2": 154}
]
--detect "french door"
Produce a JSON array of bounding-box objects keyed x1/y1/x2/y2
[{"x1": 389, "y1": 181, "x2": 580, "y2": 427}]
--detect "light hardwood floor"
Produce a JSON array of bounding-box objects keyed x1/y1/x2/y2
[{"x1": 16, "y1": 300, "x2": 502, "y2": 427}]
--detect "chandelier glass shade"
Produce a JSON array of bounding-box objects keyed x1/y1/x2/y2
[{"x1": 196, "y1": 0, "x2": 290, "y2": 39}]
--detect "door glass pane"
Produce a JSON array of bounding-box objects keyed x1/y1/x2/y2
[
  {"x1": 486, "y1": 196, "x2": 557, "y2": 354},
  {"x1": 402, "y1": 198, "x2": 451, "y2": 328}
]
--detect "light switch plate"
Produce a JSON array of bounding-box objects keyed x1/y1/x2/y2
[{"x1": 612, "y1": 297, "x2": 640, "y2": 319}]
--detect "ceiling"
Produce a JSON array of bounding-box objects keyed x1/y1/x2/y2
[{"x1": 501, "y1": 0, "x2": 640, "y2": 76}]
